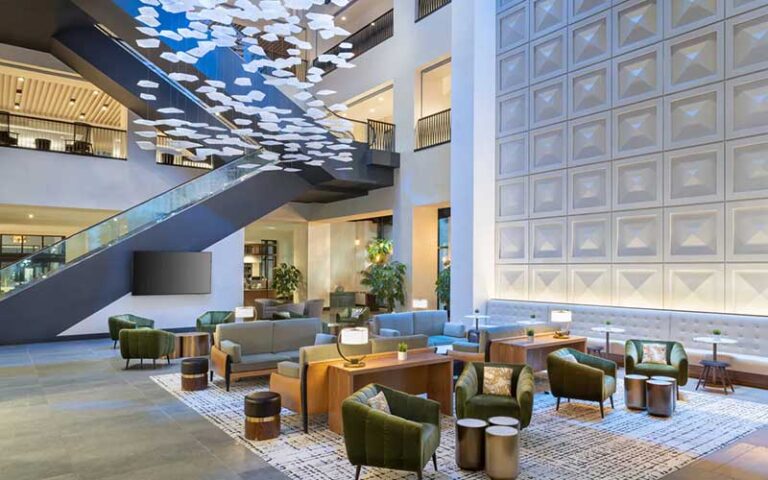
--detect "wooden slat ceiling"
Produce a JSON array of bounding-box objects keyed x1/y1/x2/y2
[{"x1": 0, "y1": 66, "x2": 125, "y2": 129}]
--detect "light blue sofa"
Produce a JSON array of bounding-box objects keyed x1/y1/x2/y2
[{"x1": 371, "y1": 310, "x2": 466, "y2": 347}]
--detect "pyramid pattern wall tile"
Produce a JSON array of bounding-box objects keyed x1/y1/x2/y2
[{"x1": 495, "y1": 0, "x2": 768, "y2": 314}]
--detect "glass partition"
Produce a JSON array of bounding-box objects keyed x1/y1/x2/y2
[{"x1": 0, "y1": 152, "x2": 268, "y2": 297}]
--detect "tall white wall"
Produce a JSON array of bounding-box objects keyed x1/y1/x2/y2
[
  {"x1": 450, "y1": 0, "x2": 497, "y2": 321},
  {"x1": 59, "y1": 229, "x2": 245, "y2": 336},
  {"x1": 315, "y1": 0, "x2": 452, "y2": 310},
  {"x1": 493, "y1": 0, "x2": 768, "y2": 315}
]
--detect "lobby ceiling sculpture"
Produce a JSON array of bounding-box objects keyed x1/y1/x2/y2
[{"x1": 131, "y1": 0, "x2": 356, "y2": 171}]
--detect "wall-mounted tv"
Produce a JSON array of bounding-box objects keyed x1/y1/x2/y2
[{"x1": 132, "y1": 251, "x2": 212, "y2": 295}]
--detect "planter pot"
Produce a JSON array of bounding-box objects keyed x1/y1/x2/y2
[
  {"x1": 527, "y1": 335, "x2": 535, "y2": 343},
  {"x1": 713, "y1": 334, "x2": 721, "y2": 342},
  {"x1": 397, "y1": 351, "x2": 407, "y2": 361}
]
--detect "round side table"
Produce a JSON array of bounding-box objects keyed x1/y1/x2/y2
[
  {"x1": 244, "y1": 391, "x2": 281, "y2": 441},
  {"x1": 181, "y1": 357, "x2": 208, "y2": 391},
  {"x1": 624, "y1": 374, "x2": 649, "y2": 410},
  {"x1": 172, "y1": 332, "x2": 210, "y2": 358},
  {"x1": 485, "y1": 426, "x2": 519, "y2": 480},
  {"x1": 646, "y1": 380, "x2": 674, "y2": 417},
  {"x1": 455, "y1": 418, "x2": 487, "y2": 471},
  {"x1": 488, "y1": 416, "x2": 520, "y2": 430},
  {"x1": 590, "y1": 326, "x2": 626, "y2": 355},
  {"x1": 650, "y1": 375, "x2": 678, "y2": 410}
]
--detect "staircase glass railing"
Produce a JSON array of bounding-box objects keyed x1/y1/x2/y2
[{"x1": 0, "y1": 152, "x2": 272, "y2": 299}]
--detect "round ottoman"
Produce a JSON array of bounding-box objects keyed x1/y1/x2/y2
[
  {"x1": 181, "y1": 357, "x2": 208, "y2": 391},
  {"x1": 646, "y1": 380, "x2": 674, "y2": 417},
  {"x1": 488, "y1": 416, "x2": 520, "y2": 430},
  {"x1": 455, "y1": 418, "x2": 487, "y2": 471},
  {"x1": 651, "y1": 375, "x2": 678, "y2": 411},
  {"x1": 485, "y1": 426, "x2": 519, "y2": 480},
  {"x1": 624, "y1": 374, "x2": 649, "y2": 410},
  {"x1": 244, "y1": 392, "x2": 281, "y2": 441}
]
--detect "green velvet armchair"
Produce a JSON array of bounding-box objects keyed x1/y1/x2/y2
[
  {"x1": 341, "y1": 384, "x2": 440, "y2": 480},
  {"x1": 625, "y1": 339, "x2": 689, "y2": 387},
  {"x1": 196, "y1": 311, "x2": 235, "y2": 335},
  {"x1": 547, "y1": 348, "x2": 617, "y2": 418},
  {"x1": 455, "y1": 362, "x2": 535, "y2": 428},
  {"x1": 119, "y1": 328, "x2": 175, "y2": 369},
  {"x1": 108, "y1": 314, "x2": 155, "y2": 348}
]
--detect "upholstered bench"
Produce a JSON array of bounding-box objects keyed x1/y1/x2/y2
[
  {"x1": 181, "y1": 357, "x2": 208, "y2": 391},
  {"x1": 244, "y1": 391, "x2": 281, "y2": 441}
]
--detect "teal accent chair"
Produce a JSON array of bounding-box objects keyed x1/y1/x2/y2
[
  {"x1": 342, "y1": 384, "x2": 440, "y2": 480},
  {"x1": 119, "y1": 328, "x2": 175, "y2": 369},
  {"x1": 455, "y1": 362, "x2": 535, "y2": 428},
  {"x1": 625, "y1": 339, "x2": 689, "y2": 387},
  {"x1": 108, "y1": 314, "x2": 155, "y2": 348},
  {"x1": 547, "y1": 348, "x2": 617, "y2": 418},
  {"x1": 196, "y1": 311, "x2": 235, "y2": 335}
]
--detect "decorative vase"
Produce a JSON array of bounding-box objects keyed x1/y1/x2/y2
[{"x1": 397, "y1": 351, "x2": 407, "y2": 361}]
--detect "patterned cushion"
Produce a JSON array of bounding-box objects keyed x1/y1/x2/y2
[
  {"x1": 560, "y1": 353, "x2": 578, "y2": 363},
  {"x1": 482, "y1": 366, "x2": 513, "y2": 396},
  {"x1": 642, "y1": 343, "x2": 668, "y2": 365},
  {"x1": 367, "y1": 391, "x2": 391, "y2": 414}
]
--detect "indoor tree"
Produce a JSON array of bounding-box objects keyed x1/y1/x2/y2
[
  {"x1": 435, "y1": 265, "x2": 450, "y2": 312},
  {"x1": 361, "y1": 238, "x2": 405, "y2": 312},
  {"x1": 272, "y1": 263, "x2": 302, "y2": 301}
]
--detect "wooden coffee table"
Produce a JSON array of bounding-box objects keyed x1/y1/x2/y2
[
  {"x1": 489, "y1": 334, "x2": 587, "y2": 371},
  {"x1": 327, "y1": 350, "x2": 453, "y2": 435}
]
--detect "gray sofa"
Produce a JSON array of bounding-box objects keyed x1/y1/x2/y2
[
  {"x1": 371, "y1": 310, "x2": 466, "y2": 347},
  {"x1": 212, "y1": 318, "x2": 323, "y2": 390},
  {"x1": 254, "y1": 299, "x2": 324, "y2": 320},
  {"x1": 269, "y1": 334, "x2": 431, "y2": 432}
]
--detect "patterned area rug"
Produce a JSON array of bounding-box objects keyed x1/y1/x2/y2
[{"x1": 151, "y1": 374, "x2": 768, "y2": 480}]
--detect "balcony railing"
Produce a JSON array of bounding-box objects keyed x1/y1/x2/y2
[
  {"x1": 0, "y1": 112, "x2": 126, "y2": 160},
  {"x1": 416, "y1": 0, "x2": 451, "y2": 21},
  {"x1": 415, "y1": 109, "x2": 451, "y2": 150},
  {"x1": 313, "y1": 9, "x2": 394, "y2": 74},
  {"x1": 368, "y1": 119, "x2": 396, "y2": 151},
  {"x1": 156, "y1": 135, "x2": 214, "y2": 170}
]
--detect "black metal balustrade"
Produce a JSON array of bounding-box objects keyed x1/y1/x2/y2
[
  {"x1": 368, "y1": 119, "x2": 396, "y2": 151},
  {"x1": 313, "y1": 9, "x2": 394, "y2": 74},
  {"x1": 156, "y1": 135, "x2": 214, "y2": 170},
  {"x1": 0, "y1": 111, "x2": 126, "y2": 160},
  {"x1": 416, "y1": 0, "x2": 451, "y2": 21},
  {"x1": 415, "y1": 109, "x2": 451, "y2": 150}
]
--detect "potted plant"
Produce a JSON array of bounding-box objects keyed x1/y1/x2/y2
[
  {"x1": 526, "y1": 328, "x2": 535, "y2": 343},
  {"x1": 361, "y1": 239, "x2": 406, "y2": 312},
  {"x1": 605, "y1": 320, "x2": 612, "y2": 327},
  {"x1": 712, "y1": 329, "x2": 722, "y2": 340},
  {"x1": 435, "y1": 265, "x2": 450, "y2": 313},
  {"x1": 272, "y1": 263, "x2": 302, "y2": 302},
  {"x1": 397, "y1": 342, "x2": 408, "y2": 361}
]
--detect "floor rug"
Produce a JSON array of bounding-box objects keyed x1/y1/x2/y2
[{"x1": 151, "y1": 374, "x2": 768, "y2": 480}]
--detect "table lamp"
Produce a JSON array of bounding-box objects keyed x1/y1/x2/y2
[
  {"x1": 550, "y1": 309, "x2": 572, "y2": 338},
  {"x1": 337, "y1": 327, "x2": 369, "y2": 368}
]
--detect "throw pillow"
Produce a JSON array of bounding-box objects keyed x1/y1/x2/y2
[
  {"x1": 272, "y1": 312, "x2": 291, "y2": 320},
  {"x1": 641, "y1": 343, "x2": 668, "y2": 364},
  {"x1": 482, "y1": 366, "x2": 513, "y2": 396},
  {"x1": 367, "y1": 391, "x2": 391, "y2": 414},
  {"x1": 560, "y1": 353, "x2": 578, "y2": 363}
]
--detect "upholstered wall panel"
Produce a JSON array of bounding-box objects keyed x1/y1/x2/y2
[{"x1": 495, "y1": 0, "x2": 768, "y2": 314}]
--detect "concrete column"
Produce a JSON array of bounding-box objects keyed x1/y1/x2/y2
[
  {"x1": 450, "y1": 0, "x2": 496, "y2": 321},
  {"x1": 307, "y1": 222, "x2": 331, "y2": 307}
]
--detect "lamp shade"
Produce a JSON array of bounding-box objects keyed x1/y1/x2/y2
[
  {"x1": 340, "y1": 327, "x2": 369, "y2": 345},
  {"x1": 235, "y1": 306, "x2": 254, "y2": 319},
  {"x1": 550, "y1": 310, "x2": 572, "y2": 323}
]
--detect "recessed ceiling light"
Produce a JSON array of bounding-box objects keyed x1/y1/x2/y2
[
  {"x1": 340, "y1": 16, "x2": 346, "y2": 21},
  {"x1": 27, "y1": 213, "x2": 34, "y2": 219},
  {"x1": 17, "y1": 77, "x2": 24, "y2": 82},
  {"x1": 79, "y1": 113, "x2": 85, "y2": 119},
  {"x1": 69, "y1": 98, "x2": 76, "y2": 105},
  {"x1": 370, "y1": 22, "x2": 375, "y2": 26},
  {"x1": 101, "y1": 104, "x2": 108, "y2": 111},
  {"x1": 378, "y1": 97, "x2": 383, "y2": 102},
  {"x1": 13, "y1": 103, "x2": 20, "y2": 110},
  {"x1": 369, "y1": 108, "x2": 375, "y2": 113},
  {"x1": 92, "y1": 90, "x2": 99, "y2": 96}
]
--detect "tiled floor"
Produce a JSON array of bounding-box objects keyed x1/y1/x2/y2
[{"x1": 0, "y1": 338, "x2": 766, "y2": 480}]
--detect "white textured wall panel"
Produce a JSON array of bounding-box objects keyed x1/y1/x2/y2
[{"x1": 495, "y1": 0, "x2": 768, "y2": 314}]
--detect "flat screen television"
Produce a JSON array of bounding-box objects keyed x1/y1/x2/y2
[{"x1": 132, "y1": 251, "x2": 212, "y2": 295}]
